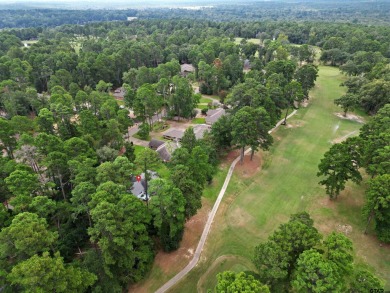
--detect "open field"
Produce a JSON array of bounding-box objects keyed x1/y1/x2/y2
[
  {"x1": 234, "y1": 37, "x2": 261, "y2": 45},
  {"x1": 165, "y1": 66, "x2": 389, "y2": 292}
]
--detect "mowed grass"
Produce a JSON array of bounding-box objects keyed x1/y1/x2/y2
[
  {"x1": 199, "y1": 97, "x2": 213, "y2": 104},
  {"x1": 191, "y1": 117, "x2": 206, "y2": 124},
  {"x1": 234, "y1": 37, "x2": 261, "y2": 45},
  {"x1": 168, "y1": 66, "x2": 390, "y2": 292}
]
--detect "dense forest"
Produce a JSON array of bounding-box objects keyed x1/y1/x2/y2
[
  {"x1": 0, "y1": 8, "x2": 389, "y2": 293},
  {"x1": 1, "y1": 0, "x2": 390, "y2": 29}
]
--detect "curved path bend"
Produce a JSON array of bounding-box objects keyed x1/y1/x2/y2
[{"x1": 156, "y1": 110, "x2": 298, "y2": 293}]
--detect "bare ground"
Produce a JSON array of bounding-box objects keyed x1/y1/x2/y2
[
  {"x1": 335, "y1": 112, "x2": 365, "y2": 123},
  {"x1": 128, "y1": 198, "x2": 211, "y2": 293}
]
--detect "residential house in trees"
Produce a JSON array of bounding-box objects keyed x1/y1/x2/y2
[
  {"x1": 205, "y1": 108, "x2": 226, "y2": 125},
  {"x1": 130, "y1": 171, "x2": 158, "y2": 201},
  {"x1": 180, "y1": 64, "x2": 195, "y2": 77}
]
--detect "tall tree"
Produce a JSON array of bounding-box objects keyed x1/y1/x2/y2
[
  {"x1": 7, "y1": 252, "x2": 96, "y2": 292},
  {"x1": 294, "y1": 64, "x2": 318, "y2": 98},
  {"x1": 0, "y1": 118, "x2": 16, "y2": 158},
  {"x1": 0, "y1": 212, "x2": 58, "y2": 262},
  {"x1": 170, "y1": 76, "x2": 198, "y2": 119},
  {"x1": 323, "y1": 232, "x2": 353, "y2": 275},
  {"x1": 134, "y1": 148, "x2": 162, "y2": 201},
  {"x1": 363, "y1": 174, "x2": 390, "y2": 242},
  {"x1": 215, "y1": 271, "x2": 270, "y2": 293},
  {"x1": 231, "y1": 106, "x2": 273, "y2": 163},
  {"x1": 292, "y1": 249, "x2": 344, "y2": 292},
  {"x1": 88, "y1": 193, "x2": 154, "y2": 285},
  {"x1": 170, "y1": 164, "x2": 203, "y2": 218},
  {"x1": 180, "y1": 126, "x2": 197, "y2": 152},
  {"x1": 317, "y1": 139, "x2": 362, "y2": 199},
  {"x1": 149, "y1": 179, "x2": 186, "y2": 251},
  {"x1": 334, "y1": 93, "x2": 359, "y2": 117}
]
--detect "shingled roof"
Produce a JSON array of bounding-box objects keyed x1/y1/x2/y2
[
  {"x1": 205, "y1": 108, "x2": 226, "y2": 125},
  {"x1": 148, "y1": 139, "x2": 165, "y2": 150},
  {"x1": 162, "y1": 128, "x2": 184, "y2": 141}
]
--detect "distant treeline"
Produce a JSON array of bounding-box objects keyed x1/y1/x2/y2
[
  {"x1": 1, "y1": 0, "x2": 390, "y2": 29},
  {"x1": 0, "y1": 9, "x2": 137, "y2": 29}
]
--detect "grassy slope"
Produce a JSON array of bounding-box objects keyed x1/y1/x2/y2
[{"x1": 168, "y1": 66, "x2": 390, "y2": 292}]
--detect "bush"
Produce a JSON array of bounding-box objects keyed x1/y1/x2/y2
[{"x1": 201, "y1": 108, "x2": 208, "y2": 115}]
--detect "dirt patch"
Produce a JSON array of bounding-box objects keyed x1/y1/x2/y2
[
  {"x1": 235, "y1": 153, "x2": 262, "y2": 178},
  {"x1": 155, "y1": 200, "x2": 211, "y2": 273},
  {"x1": 220, "y1": 149, "x2": 240, "y2": 168},
  {"x1": 285, "y1": 120, "x2": 306, "y2": 129},
  {"x1": 336, "y1": 224, "x2": 353, "y2": 235},
  {"x1": 301, "y1": 99, "x2": 310, "y2": 108},
  {"x1": 335, "y1": 112, "x2": 365, "y2": 123},
  {"x1": 228, "y1": 206, "x2": 255, "y2": 228}
]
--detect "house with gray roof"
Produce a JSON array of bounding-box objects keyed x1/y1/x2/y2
[
  {"x1": 205, "y1": 108, "x2": 226, "y2": 125},
  {"x1": 130, "y1": 171, "x2": 158, "y2": 201},
  {"x1": 162, "y1": 128, "x2": 184, "y2": 141},
  {"x1": 180, "y1": 64, "x2": 195, "y2": 77},
  {"x1": 156, "y1": 140, "x2": 179, "y2": 162},
  {"x1": 148, "y1": 139, "x2": 165, "y2": 150},
  {"x1": 193, "y1": 124, "x2": 211, "y2": 139}
]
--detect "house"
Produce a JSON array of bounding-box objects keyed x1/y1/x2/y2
[
  {"x1": 205, "y1": 108, "x2": 226, "y2": 125},
  {"x1": 156, "y1": 140, "x2": 179, "y2": 162},
  {"x1": 130, "y1": 171, "x2": 158, "y2": 201},
  {"x1": 193, "y1": 124, "x2": 211, "y2": 139},
  {"x1": 180, "y1": 64, "x2": 195, "y2": 77},
  {"x1": 162, "y1": 124, "x2": 210, "y2": 142},
  {"x1": 148, "y1": 139, "x2": 165, "y2": 150},
  {"x1": 162, "y1": 128, "x2": 184, "y2": 141},
  {"x1": 112, "y1": 87, "x2": 125, "y2": 99}
]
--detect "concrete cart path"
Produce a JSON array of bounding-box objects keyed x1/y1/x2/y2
[{"x1": 155, "y1": 110, "x2": 298, "y2": 293}]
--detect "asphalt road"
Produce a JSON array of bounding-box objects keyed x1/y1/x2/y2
[{"x1": 155, "y1": 110, "x2": 298, "y2": 293}]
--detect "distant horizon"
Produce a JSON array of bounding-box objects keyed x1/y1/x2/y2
[
  {"x1": 0, "y1": 0, "x2": 230, "y2": 10},
  {"x1": 0, "y1": 0, "x2": 317, "y2": 9},
  {"x1": 0, "y1": 0, "x2": 383, "y2": 11}
]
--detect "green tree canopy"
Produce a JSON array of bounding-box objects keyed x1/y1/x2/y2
[{"x1": 215, "y1": 271, "x2": 270, "y2": 293}]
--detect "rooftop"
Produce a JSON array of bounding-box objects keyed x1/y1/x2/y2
[
  {"x1": 162, "y1": 128, "x2": 184, "y2": 141},
  {"x1": 205, "y1": 108, "x2": 226, "y2": 125}
]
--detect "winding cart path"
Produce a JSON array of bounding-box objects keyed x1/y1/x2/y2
[{"x1": 155, "y1": 110, "x2": 297, "y2": 293}]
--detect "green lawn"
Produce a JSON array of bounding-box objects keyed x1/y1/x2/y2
[
  {"x1": 191, "y1": 118, "x2": 206, "y2": 124},
  {"x1": 167, "y1": 66, "x2": 390, "y2": 292},
  {"x1": 199, "y1": 97, "x2": 213, "y2": 104},
  {"x1": 234, "y1": 37, "x2": 261, "y2": 45},
  {"x1": 133, "y1": 133, "x2": 151, "y2": 141},
  {"x1": 133, "y1": 145, "x2": 146, "y2": 158}
]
